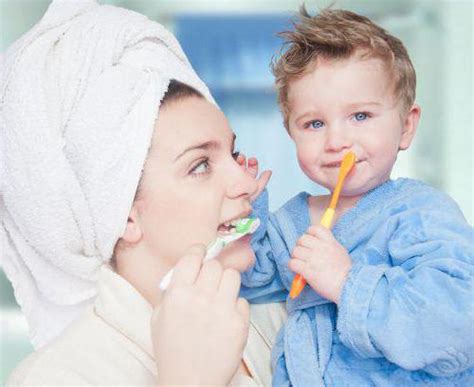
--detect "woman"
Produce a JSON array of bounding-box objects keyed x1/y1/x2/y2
[{"x1": 1, "y1": 1, "x2": 284, "y2": 385}]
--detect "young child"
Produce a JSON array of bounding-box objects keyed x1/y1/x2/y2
[{"x1": 241, "y1": 8, "x2": 474, "y2": 386}]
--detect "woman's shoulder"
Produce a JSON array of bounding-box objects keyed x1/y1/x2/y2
[
  {"x1": 7, "y1": 350, "x2": 88, "y2": 386},
  {"x1": 7, "y1": 310, "x2": 100, "y2": 385},
  {"x1": 243, "y1": 302, "x2": 287, "y2": 387},
  {"x1": 7, "y1": 338, "x2": 89, "y2": 386},
  {"x1": 249, "y1": 302, "x2": 287, "y2": 346},
  {"x1": 7, "y1": 308, "x2": 156, "y2": 386}
]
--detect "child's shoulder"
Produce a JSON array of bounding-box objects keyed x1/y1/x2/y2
[
  {"x1": 390, "y1": 178, "x2": 459, "y2": 211},
  {"x1": 275, "y1": 191, "x2": 312, "y2": 214},
  {"x1": 271, "y1": 192, "x2": 311, "y2": 227}
]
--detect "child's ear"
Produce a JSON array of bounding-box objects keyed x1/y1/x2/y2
[
  {"x1": 399, "y1": 103, "x2": 421, "y2": 150},
  {"x1": 121, "y1": 205, "x2": 143, "y2": 245}
]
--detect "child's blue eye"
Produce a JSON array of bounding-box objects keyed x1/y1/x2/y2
[
  {"x1": 354, "y1": 112, "x2": 368, "y2": 121},
  {"x1": 308, "y1": 120, "x2": 324, "y2": 130}
]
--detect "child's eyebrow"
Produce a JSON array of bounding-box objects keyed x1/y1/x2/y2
[
  {"x1": 346, "y1": 101, "x2": 382, "y2": 109},
  {"x1": 294, "y1": 111, "x2": 320, "y2": 125}
]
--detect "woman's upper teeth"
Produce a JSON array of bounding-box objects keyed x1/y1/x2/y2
[{"x1": 223, "y1": 218, "x2": 242, "y2": 227}]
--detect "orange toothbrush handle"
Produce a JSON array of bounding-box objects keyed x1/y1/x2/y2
[
  {"x1": 290, "y1": 274, "x2": 306, "y2": 299},
  {"x1": 288, "y1": 152, "x2": 355, "y2": 300}
]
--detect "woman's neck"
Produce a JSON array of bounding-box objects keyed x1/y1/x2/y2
[{"x1": 114, "y1": 244, "x2": 168, "y2": 308}]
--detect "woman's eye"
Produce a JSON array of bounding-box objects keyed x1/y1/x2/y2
[
  {"x1": 190, "y1": 159, "x2": 210, "y2": 176},
  {"x1": 232, "y1": 150, "x2": 240, "y2": 160},
  {"x1": 306, "y1": 120, "x2": 324, "y2": 130},
  {"x1": 354, "y1": 112, "x2": 368, "y2": 121}
]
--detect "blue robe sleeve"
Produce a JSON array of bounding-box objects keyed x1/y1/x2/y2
[
  {"x1": 337, "y1": 190, "x2": 474, "y2": 377},
  {"x1": 240, "y1": 190, "x2": 288, "y2": 303}
]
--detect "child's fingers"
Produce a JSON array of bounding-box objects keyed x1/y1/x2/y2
[
  {"x1": 306, "y1": 224, "x2": 334, "y2": 242},
  {"x1": 247, "y1": 157, "x2": 258, "y2": 177},
  {"x1": 292, "y1": 245, "x2": 311, "y2": 261},
  {"x1": 296, "y1": 234, "x2": 317, "y2": 249},
  {"x1": 168, "y1": 244, "x2": 206, "y2": 289},
  {"x1": 236, "y1": 153, "x2": 246, "y2": 168},
  {"x1": 251, "y1": 170, "x2": 272, "y2": 201},
  {"x1": 288, "y1": 258, "x2": 306, "y2": 276}
]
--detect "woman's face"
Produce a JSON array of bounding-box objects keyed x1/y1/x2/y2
[{"x1": 134, "y1": 96, "x2": 257, "y2": 275}]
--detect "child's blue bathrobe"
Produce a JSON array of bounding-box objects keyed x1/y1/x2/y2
[{"x1": 241, "y1": 178, "x2": 474, "y2": 386}]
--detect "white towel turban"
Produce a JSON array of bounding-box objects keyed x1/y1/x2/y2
[{"x1": 0, "y1": 0, "x2": 214, "y2": 349}]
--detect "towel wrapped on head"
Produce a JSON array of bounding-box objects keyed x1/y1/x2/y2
[{"x1": 0, "y1": 0, "x2": 214, "y2": 349}]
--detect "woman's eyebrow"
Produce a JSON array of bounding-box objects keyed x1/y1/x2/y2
[
  {"x1": 174, "y1": 141, "x2": 219, "y2": 162},
  {"x1": 174, "y1": 133, "x2": 236, "y2": 162}
]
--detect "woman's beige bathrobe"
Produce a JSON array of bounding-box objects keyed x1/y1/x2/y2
[{"x1": 7, "y1": 267, "x2": 286, "y2": 386}]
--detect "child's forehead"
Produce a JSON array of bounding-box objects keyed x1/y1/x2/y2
[{"x1": 288, "y1": 55, "x2": 396, "y2": 110}]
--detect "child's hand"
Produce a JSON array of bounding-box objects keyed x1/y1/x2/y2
[
  {"x1": 289, "y1": 225, "x2": 352, "y2": 304},
  {"x1": 236, "y1": 154, "x2": 271, "y2": 202}
]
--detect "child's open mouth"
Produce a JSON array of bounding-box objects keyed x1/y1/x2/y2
[{"x1": 325, "y1": 159, "x2": 363, "y2": 168}]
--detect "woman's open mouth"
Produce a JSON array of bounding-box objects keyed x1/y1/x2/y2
[
  {"x1": 217, "y1": 218, "x2": 242, "y2": 236},
  {"x1": 217, "y1": 210, "x2": 252, "y2": 236}
]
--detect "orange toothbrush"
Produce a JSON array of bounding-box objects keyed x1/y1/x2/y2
[{"x1": 289, "y1": 151, "x2": 356, "y2": 299}]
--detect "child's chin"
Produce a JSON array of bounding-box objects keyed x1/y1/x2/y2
[{"x1": 338, "y1": 179, "x2": 370, "y2": 197}]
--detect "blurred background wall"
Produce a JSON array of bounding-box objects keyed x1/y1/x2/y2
[{"x1": 1, "y1": 0, "x2": 472, "y2": 383}]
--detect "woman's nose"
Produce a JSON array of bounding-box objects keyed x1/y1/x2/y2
[
  {"x1": 226, "y1": 161, "x2": 258, "y2": 199},
  {"x1": 325, "y1": 126, "x2": 353, "y2": 152}
]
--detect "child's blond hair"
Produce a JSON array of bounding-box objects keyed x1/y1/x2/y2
[{"x1": 272, "y1": 7, "x2": 416, "y2": 130}]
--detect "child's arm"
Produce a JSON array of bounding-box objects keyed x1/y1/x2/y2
[
  {"x1": 240, "y1": 189, "x2": 288, "y2": 303},
  {"x1": 236, "y1": 156, "x2": 287, "y2": 303},
  {"x1": 335, "y1": 193, "x2": 474, "y2": 377}
]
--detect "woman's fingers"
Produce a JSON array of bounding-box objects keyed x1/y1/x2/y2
[
  {"x1": 217, "y1": 268, "x2": 241, "y2": 302},
  {"x1": 168, "y1": 244, "x2": 206, "y2": 288},
  {"x1": 195, "y1": 259, "x2": 223, "y2": 293},
  {"x1": 236, "y1": 298, "x2": 250, "y2": 322}
]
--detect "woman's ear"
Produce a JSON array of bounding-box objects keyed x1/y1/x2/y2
[
  {"x1": 121, "y1": 205, "x2": 143, "y2": 245},
  {"x1": 399, "y1": 103, "x2": 421, "y2": 150}
]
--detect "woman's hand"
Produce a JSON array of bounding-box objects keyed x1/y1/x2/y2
[{"x1": 151, "y1": 244, "x2": 250, "y2": 386}]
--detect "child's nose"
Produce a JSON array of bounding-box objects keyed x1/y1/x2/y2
[
  {"x1": 325, "y1": 127, "x2": 353, "y2": 152},
  {"x1": 226, "y1": 162, "x2": 258, "y2": 200}
]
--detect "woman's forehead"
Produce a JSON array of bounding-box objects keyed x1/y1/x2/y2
[{"x1": 152, "y1": 97, "x2": 234, "y2": 156}]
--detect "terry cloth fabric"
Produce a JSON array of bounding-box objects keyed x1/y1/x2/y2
[
  {"x1": 0, "y1": 0, "x2": 213, "y2": 349},
  {"x1": 242, "y1": 178, "x2": 474, "y2": 386}
]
